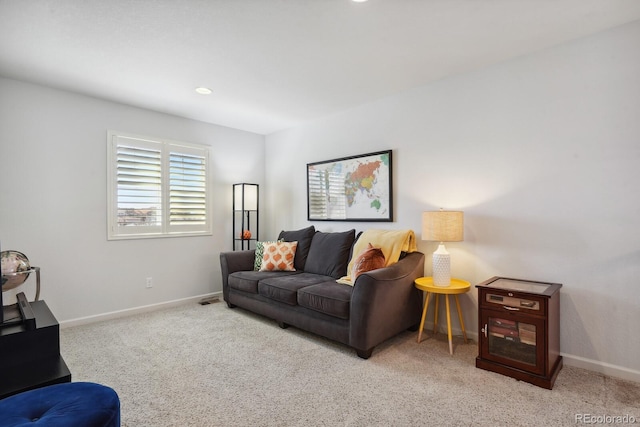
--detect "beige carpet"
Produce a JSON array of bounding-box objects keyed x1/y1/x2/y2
[{"x1": 60, "y1": 302, "x2": 640, "y2": 427}]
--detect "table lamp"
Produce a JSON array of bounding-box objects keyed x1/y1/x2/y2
[{"x1": 422, "y1": 210, "x2": 464, "y2": 286}]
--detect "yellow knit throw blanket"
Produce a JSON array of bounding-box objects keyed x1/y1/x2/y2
[{"x1": 337, "y1": 229, "x2": 417, "y2": 286}]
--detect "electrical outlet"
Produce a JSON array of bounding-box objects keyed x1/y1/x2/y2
[{"x1": 146, "y1": 277, "x2": 153, "y2": 288}]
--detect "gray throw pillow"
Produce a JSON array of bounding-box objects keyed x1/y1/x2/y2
[
  {"x1": 278, "y1": 225, "x2": 316, "y2": 271},
  {"x1": 304, "y1": 229, "x2": 356, "y2": 279}
]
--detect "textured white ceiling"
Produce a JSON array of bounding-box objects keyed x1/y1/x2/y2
[{"x1": 2, "y1": 0, "x2": 640, "y2": 135}]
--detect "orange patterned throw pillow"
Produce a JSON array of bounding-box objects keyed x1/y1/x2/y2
[
  {"x1": 259, "y1": 241, "x2": 298, "y2": 272},
  {"x1": 351, "y1": 243, "x2": 386, "y2": 281}
]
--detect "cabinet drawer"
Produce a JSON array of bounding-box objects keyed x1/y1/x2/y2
[{"x1": 480, "y1": 289, "x2": 547, "y2": 316}]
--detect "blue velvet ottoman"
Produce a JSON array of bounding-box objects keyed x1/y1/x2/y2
[{"x1": 0, "y1": 382, "x2": 120, "y2": 427}]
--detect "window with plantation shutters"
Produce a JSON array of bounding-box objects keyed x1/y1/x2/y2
[{"x1": 107, "y1": 131, "x2": 211, "y2": 240}]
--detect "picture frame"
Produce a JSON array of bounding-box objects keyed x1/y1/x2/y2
[{"x1": 307, "y1": 150, "x2": 392, "y2": 222}]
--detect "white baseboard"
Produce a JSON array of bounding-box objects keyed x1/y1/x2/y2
[
  {"x1": 59, "y1": 292, "x2": 223, "y2": 329},
  {"x1": 561, "y1": 353, "x2": 640, "y2": 383}
]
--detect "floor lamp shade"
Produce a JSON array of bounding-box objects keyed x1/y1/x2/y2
[
  {"x1": 234, "y1": 184, "x2": 258, "y2": 211},
  {"x1": 422, "y1": 211, "x2": 464, "y2": 286}
]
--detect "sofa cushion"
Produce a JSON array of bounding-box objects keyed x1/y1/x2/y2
[
  {"x1": 228, "y1": 270, "x2": 299, "y2": 294},
  {"x1": 351, "y1": 243, "x2": 386, "y2": 280},
  {"x1": 254, "y1": 240, "x2": 281, "y2": 271},
  {"x1": 297, "y1": 281, "x2": 353, "y2": 319},
  {"x1": 304, "y1": 229, "x2": 356, "y2": 279},
  {"x1": 259, "y1": 273, "x2": 334, "y2": 305},
  {"x1": 278, "y1": 226, "x2": 316, "y2": 271},
  {"x1": 258, "y1": 241, "x2": 298, "y2": 271}
]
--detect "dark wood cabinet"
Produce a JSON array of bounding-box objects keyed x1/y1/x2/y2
[
  {"x1": 0, "y1": 300, "x2": 71, "y2": 398},
  {"x1": 476, "y1": 277, "x2": 562, "y2": 389}
]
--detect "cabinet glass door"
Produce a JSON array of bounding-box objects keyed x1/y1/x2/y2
[{"x1": 481, "y1": 311, "x2": 545, "y2": 375}]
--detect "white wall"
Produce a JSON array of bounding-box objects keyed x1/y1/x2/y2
[
  {"x1": 0, "y1": 78, "x2": 265, "y2": 321},
  {"x1": 265, "y1": 21, "x2": 640, "y2": 380}
]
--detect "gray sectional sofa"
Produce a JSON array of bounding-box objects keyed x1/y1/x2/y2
[{"x1": 220, "y1": 226, "x2": 425, "y2": 358}]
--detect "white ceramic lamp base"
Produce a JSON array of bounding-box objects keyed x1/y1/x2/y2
[{"x1": 432, "y1": 244, "x2": 451, "y2": 287}]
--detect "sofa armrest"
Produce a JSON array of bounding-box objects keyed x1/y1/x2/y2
[
  {"x1": 220, "y1": 250, "x2": 256, "y2": 301},
  {"x1": 348, "y1": 251, "x2": 425, "y2": 353}
]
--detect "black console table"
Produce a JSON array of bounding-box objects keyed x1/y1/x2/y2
[{"x1": 0, "y1": 300, "x2": 71, "y2": 399}]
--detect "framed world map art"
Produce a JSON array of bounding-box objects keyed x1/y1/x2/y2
[{"x1": 307, "y1": 150, "x2": 393, "y2": 221}]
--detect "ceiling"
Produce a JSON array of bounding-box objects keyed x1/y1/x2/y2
[{"x1": 2, "y1": 1, "x2": 640, "y2": 135}]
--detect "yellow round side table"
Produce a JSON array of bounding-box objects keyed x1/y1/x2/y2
[{"x1": 414, "y1": 277, "x2": 471, "y2": 355}]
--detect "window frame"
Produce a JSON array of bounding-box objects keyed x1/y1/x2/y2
[{"x1": 107, "y1": 131, "x2": 212, "y2": 240}]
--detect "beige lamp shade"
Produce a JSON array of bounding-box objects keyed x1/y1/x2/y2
[
  {"x1": 422, "y1": 210, "x2": 464, "y2": 286},
  {"x1": 422, "y1": 211, "x2": 464, "y2": 242}
]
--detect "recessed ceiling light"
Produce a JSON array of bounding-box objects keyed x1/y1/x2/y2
[
  {"x1": 352, "y1": 0, "x2": 368, "y2": 2},
  {"x1": 195, "y1": 87, "x2": 212, "y2": 95}
]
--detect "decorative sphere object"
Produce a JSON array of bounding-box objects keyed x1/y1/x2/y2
[
  {"x1": 1, "y1": 250, "x2": 31, "y2": 291},
  {"x1": 241, "y1": 230, "x2": 252, "y2": 240}
]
